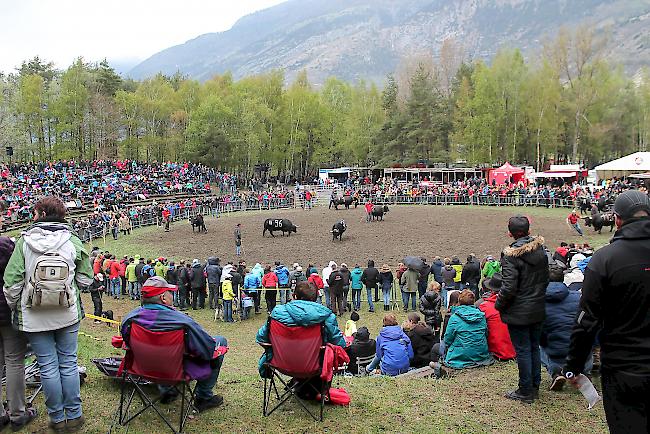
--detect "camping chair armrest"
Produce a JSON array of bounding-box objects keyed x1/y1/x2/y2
[{"x1": 258, "y1": 342, "x2": 272, "y2": 348}]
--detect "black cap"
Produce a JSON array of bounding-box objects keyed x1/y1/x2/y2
[
  {"x1": 613, "y1": 190, "x2": 650, "y2": 220},
  {"x1": 508, "y1": 215, "x2": 530, "y2": 237}
]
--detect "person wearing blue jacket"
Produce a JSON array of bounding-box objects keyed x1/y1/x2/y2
[
  {"x1": 274, "y1": 261, "x2": 290, "y2": 304},
  {"x1": 256, "y1": 281, "x2": 345, "y2": 377},
  {"x1": 430, "y1": 256, "x2": 444, "y2": 285},
  {"x1": 350, "y1": 265, "x2": 364, "y2": 311},
  {"x1": 366, "y1": 313, "x2": 414, "y2": 376},
  {"x1": 244, "y1": 269, "x2": 262, "y2": 314},
  {"x1": 540, "y1": 266, "x2": 590, "y2": 391}
]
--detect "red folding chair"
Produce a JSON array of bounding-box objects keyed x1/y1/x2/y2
[
  {"x1": 111, "y1": 323, "x2": 196, "y2": 434},
  {"x1": 259, "y1": 319, "x2": 328, "y2": 421}
]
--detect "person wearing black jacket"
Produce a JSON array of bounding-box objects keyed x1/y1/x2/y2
[
  {"x1": 361, "y1": 260, "x2": 379, "y2": 312},
  {"x1": 190, "y1": 259, "x2": 206, "y2": 309},
  {"x1": 328, "y1": 264, "x2": 346, "y2": 316},
  {"x1": 166, "y1": 262, "x2": 179, "y2": 306},
  {"x1": 346, "y1": 327, "x2": 376, "y2": 375},
  {"x1": 420, "y1": 281, "x2": 443, "y2": 339},
  {"x1": 403, "y1": 313, "x2": 435, "y2": 368},
  {"x1": 496, "y1": 215, "x2": 549, "y2": 404},
  {"x1": 177, "y1": 261, "x2": 190, "y2": 310},
  {"x1": 205, "y1": 257, "x2": 222, "y2": 310},
  {"x1": 135, "y1": 257, "x2": 146, "y2": 286},
  {"x1": 565, "y1": 191, "x2": 650, "y2": 434},
  {"x1": 461, "y1": 254, "x2": 481, "y2": 299}
]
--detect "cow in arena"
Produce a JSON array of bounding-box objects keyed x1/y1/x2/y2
[
  {"x1": 332, "y1": 196, "x2": 359, "y2": 210},
  {"x1": 331, "y1": 220, "x2": 347, "y2": 241},
  {"x1": 597, "y1": 195, "x2": 614, "y2": 212},
  {"x1": 371, "y1": 205, "x2": 390, "y2": 221},
  {"x1": 576, "y1": 197, "x2": 592, "y2": 215},
  {"x1": 263, "y1": 218, "x2": 298, "y2": 237},
  {"x1": 190, "y1": 214, "x2": 207, "y2": 233},
  {"x1": 584, "y1": 212, "x2": 615, "y2": 234}
]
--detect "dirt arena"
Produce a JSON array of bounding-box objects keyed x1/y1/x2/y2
[{"x1": 132, "y1": 205, "x2": 594, "y2": 268}]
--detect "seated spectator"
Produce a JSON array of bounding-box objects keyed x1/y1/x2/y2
[
  {"x1": 345, "y1": 311, "x2": 359, "y2": 337},
  {"x1": 434, "y1": 290, "x2": 493, "y2": 369},
  {"x1": 402, "y1": 313, "x2": 435, "y2": 368},
  {"x1": 256, "y1": 282, "x2": 345, "y2": 376},
  {"x1": 563, "y1": 254, "x2": 586, "y2": 291},
  {"x1": 366, "y1": 313, "x2": 413, "y2": 376},
  {"x1": 346, "y1": 326, "x2": 376, "y2": 375},
  {"x1": 540, "y1": 266, "x2": 589, "y2": 391},
  {"x1": 419, "y1": 281, "x2": 442, "y2": 339},
  {"x1": 120, "y1": 277, "x2": 226, "y2": 412},
  {"x1": 476, "y1": 274, "x2": 515, "y2": 361},
  {"x1": 441, "y1": 290, "x2": 461, "y2": 338}
]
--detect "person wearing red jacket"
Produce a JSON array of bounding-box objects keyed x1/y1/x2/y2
[
  {"x1": 109, "y1": 256, "x2": 122, "y2": 300},
  {"x1": 162, "y1": 208, "x2": 171, "y2": 232},
  {"x1": 364, "y1": 200, "x2": 374, "y2": 223},
  {"x1": 261, "y1": 265, "x2": 279, "y2": 314},
  {"x1": 119, "y1": 255, "x2": 128, "y2": 297},
  {"x1": 477, "y1": 273, "x2": 515, "y2": 361}
]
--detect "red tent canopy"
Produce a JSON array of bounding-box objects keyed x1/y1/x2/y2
[{"x1": 488, "y1": 162, "x2": 525, "y2": 185}]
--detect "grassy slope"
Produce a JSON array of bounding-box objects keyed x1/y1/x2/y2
[{"x1": 24, "y1": 205, "x2": 610, "y2": 433}]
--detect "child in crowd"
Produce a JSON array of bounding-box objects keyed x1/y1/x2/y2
[
  {"x1": 345, "y1": 311, "x2": 360, "y2": 337},
  {"x1": 420, "y1": 281, "x2": 443, "y2": 340},
  {"x1": 222, "y1": 276, "x2": 235, "y2": 322}
]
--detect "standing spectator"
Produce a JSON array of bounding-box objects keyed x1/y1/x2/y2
[
  {"x1": 364, "y1": 200, "x2": 373, "y2": 223},
  {"x1": 205, "y1": 257, "x2": 222, "y2": 310},
  {"x1": 327, "y1": 264, "x2": 346, "y2": 316},
  {"x1": 261, "y1": 265, "x2": 279, "y2": 314},
  {"x1": 134, "y1": 256, "x2": 146, "y2": 299},
  {"x1": 243, "y1": 267, "x2": 261, "y2": 315},
  {"x1": 125, "y1": 258, "x2": 138, "y2": 300},
  {"x1": 166, "y1": 262, "x2": 179, "y2": 307},
  {"x1": 274, "y1": 261, "x2": 290, "y2": 304},
  {"x1": 476, "y1": 274, "x2": 515, "y2": 361},
  {"x1": 234, "y1": 223, "x2": 242, "y2": 256},
  {"x1": 399, "y1": 266, "x2": 418, "y2": 313},
  {"x1": 482, "y1": 255, "x2": 501, "y2": 280},
  {"x1": 496, "y1": 215, "x2": 549, "y2": 404},
  {"x1": 190, "y1": 259, "x2": 206, "y2": 310},
  {"x1": 379, "y1": 264, "x2": 394, "y2": 311},
  {"x1": 350, "y1": 264, "x2": 363, "y2": 311},
  {"x1": 177, "y1": 260, "x2": 190, "y2": 310},
  {"x1": 322, "y1": 261, "x2": 335, "y2": 309},
  {"x1": 118, "y1": 255, "x2": 128, "y2": 296},
  {"x1": 565, "y1": 191, "x2": 650, "y2": 433},
  {"x1": 109, "y1": 255, "x2": 121, "y2": 300},
  {"x1": 361, "y1": 260, "x2": 379, "y2": 313},
  {"x1": 4, "y1": 196, "x2": 93, "y2": 432},
  {"x1": 461, "y1": 254, "x2": 481, "y2": 299},
  {"x1": 441, "y1": 258, "x2": 456, "y2": 307},
  {"x1": 339, "y1": 263, "x2": 351, "y2": 311},
  {"x1": 221, "y1": 277, "x2": 235, "y2": 323},
  {"x1": 0, "y1": 213, "x2": 36, "y2": 431},
  {"x1": 450, "y1": 256, "x2": 463, "y2": 290},
  {"x1": 430, "y1": 256, "x2": 443, "y2": 286},
  {"x1": 89, "y1": 273, "x2": 105, "y2": 322},
  {"x1": 307, "y1": 269, "x2": 324, "y2": 304}
]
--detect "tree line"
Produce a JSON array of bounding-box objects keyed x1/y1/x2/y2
[{"x1": 0, "y1": 26, "x2": 648, "y2": 177}]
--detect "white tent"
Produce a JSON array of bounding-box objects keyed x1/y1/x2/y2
[{"x1": 594, "y1": 152, "x2": 650, "y2": 180}]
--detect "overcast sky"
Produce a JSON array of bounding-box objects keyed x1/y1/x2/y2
[{"x1": 0, "y1": 0, "x2": 286, "y2": 74}]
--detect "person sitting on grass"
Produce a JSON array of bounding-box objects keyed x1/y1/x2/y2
[
  {"x1": 366, "y1": 313, "x2": 414, "y2": 376},
  {"x1": 256, "y1": 281, "x2": 345, "y2": 378},
  {"x1": 476, "y1": 274, "x2": 515, "y2": 361},
  {"x1": 402, "y1": 312, "x2": 435, "y2": 368},
  {"x1": 346, "y1": 326, "x2": 376, "y2": 375},
  {"x1": 419, "y1": 281, "x2": 443, "y2": 340},
  {"x1": 432, "y1": 289, "x2": 493, "y2": 370},
  {"x1": 120, "y1": 276, "x2": 227, "y2": 412}
]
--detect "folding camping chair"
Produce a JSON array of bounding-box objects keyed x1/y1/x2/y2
[
  {"x1": 355, "y1": 354, "x2": 377, "y2": 376},
  {"x1": 259, "y1": 319, "x2": 328, "y2": 421},
  {"x1": 110, "y1": 323, "x2": 196, "y2": 434}
]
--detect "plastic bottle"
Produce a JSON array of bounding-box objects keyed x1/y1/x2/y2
[{"x1": 566, "y1": 372, "x2": 601, "y2": 409}]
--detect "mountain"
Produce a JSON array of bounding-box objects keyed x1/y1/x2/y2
[{"x1": 129, "y1": 0, "x2": 650, "y2": 84}]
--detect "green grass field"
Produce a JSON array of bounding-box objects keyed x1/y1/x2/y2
[{"x1": 21, "y1": 205, "x2": 612, "y2": 433}]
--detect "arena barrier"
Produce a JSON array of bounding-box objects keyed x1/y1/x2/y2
[{"x1": 360, "y1": 194, "x2": 575, "y2": 209}]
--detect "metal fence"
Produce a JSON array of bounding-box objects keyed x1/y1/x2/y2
[{"x1": 362, "y1": 194, "x2": 575, "y2": 209}]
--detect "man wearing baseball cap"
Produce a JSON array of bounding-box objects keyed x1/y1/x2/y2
[
  {"x1": 120, "y1": 277, "x2": 227, "y2": 412},
  {"x1": 565, "y1": 190, "x2": 650, "y2": 433}
]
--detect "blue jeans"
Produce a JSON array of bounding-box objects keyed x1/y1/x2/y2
[
  {"x1": 27, "y1": 322, "x2": 81, "y2": 424},
  {"x1": 352, "y1": 288, "x2": 361, "y2": 310},
  {"x1": 223, "y1": 300, "x2": 233, "y2": 322},
  {"x1": 235, "y1": 245, "x2": 241, "y2": 256},
  {"x1": 365, "y1": 286, "x2": 375, "y2": 311},
  {"x1": 508, "y1": 323, "x2": 542, "y2": 395},
  {"x1": 324, "y1": 287, "x2": 331, "y2": 309},
  {"x1": 111, "y1": 277, "x2": 121, "y2": 298},
  {"x1": 382, "y1": 287, "x2": 390, "y2": 306},
  {"x1": 571, "y1": 223, "x2": 583, "y2": 236},
  {"x1": 279, "y1": 289, "x2": 288, "y2": 304},
  {"x1": 127, "y1": 282, "x2": 140, "y2": 299},
  {"x1": 441, "y1": 287, "x2": 448, "y2": 308},
  {"x1": 401, "y1": 291, "x2": 416, "y2": 311},
  {"x1": 540, "y1": 347, "x2": 593, "y2": 379}
]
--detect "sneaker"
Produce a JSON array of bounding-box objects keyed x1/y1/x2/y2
[
  {"x1": 48, "y1": 420, "x2": 66, "y2": 433},
  {"x1": 550, "y1": 375, "x2": 566, "y2": 392},
  {"x1": 11, "y1": 406, "x2": 37, "y2": 432},
  {"x1": 194, "y1": 395, "x2": 223, "y2": 413},
  {"x1": 505, "y1": 389, "x2": 534, "y2": 404},
  {"x1": 65, "y1": 415, "x2": 85, "y2": 433}
]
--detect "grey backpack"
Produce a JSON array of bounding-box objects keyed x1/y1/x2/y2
[{"x1": 27, "y1": 251, "x2": 75, "y2": 309}]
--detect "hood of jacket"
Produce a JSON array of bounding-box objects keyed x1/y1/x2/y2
[
  {"x1": 453, "y1": 305, "x2": 484, "y2": 324},
  {"x1": 379, "y1": 325, "x2": 406, "y2": 340},
  {"x1": 503, "y1": 235, "x2": 545, "y2": 259},
  {"x1": 563, "y1": 269, "x2": 584, "y2": 286},
  {"x1": 271, "y1": 300, "x2": 334, "y2": 326},
  {"x1": 207, "y1": 256, "x2": 219, "y2": 265},
  {"x1": 23, "y1": 223, "x2": 72, "y2": 254},
  {"x1": 545, "y1": 282, "x2": 570, "y2": 303},
  {"x1": 433, "y1": 259, "x2": 443, "y2": 267},
  {"x1": 611, "y1": 218, "x2": 650, "y2": 242}
]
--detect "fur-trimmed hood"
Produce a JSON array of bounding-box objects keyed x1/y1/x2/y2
[{"x1": 503, "y1": 236, "x2": 545, "y2": 258}]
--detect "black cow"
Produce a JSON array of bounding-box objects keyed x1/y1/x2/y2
[
  {"x1": 333, "y1": 196, "x2": 359, "y2": 210},
  {"x1": 584, "y1": 212, "x2": 615, "y2": 234},
  {"x1": 597, "y1": 195, "x2": 614, "y2": 212},
  {"x1": 263, "y1": 218, "x2": 297, "y2": 237},
  {"x1": 331, "y1": 220, "x2": 347, "y2": 241},
  {"x1": 190, "y1": 214, "x2": 207, "y2": 233},
  {"x1": 577, "y1": 197, "x2": 592, "y2": 215},
  {"x1": 371, "y1": 205, "x2": 390, "y2": 221}
]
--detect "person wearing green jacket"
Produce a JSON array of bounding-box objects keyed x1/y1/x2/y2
[
  {"x1": 349, "y1": 265, "x2": 364, "y2": 311},
  {"x1": 399, "y1": 267, "x2": 419, "y2": 312},
  {"x1": 436, "y1": 290, "x2": 493, "y2": 370},
  {"x1": 154, "y1": 259, "x2": 167, "y2": 279},
  {"x1": 482, "y1": 256, "x2": 502, "y2": 279},
  {"x1": 125, "y1": 257, "x2": 139, "y2": 300},
  {"x1": 3, "y1": 197, "x2": 93, "y2": 432}
]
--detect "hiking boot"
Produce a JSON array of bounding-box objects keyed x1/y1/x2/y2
[
  {"x1": 550, "y1": 375, "x2": 566, "y2": 392},
  {"x1": 65, "y1": 415, "x2": 85, "y2": 433},
  {"x1": 533, "y1": 387, "x2": 539, "y2": 400},
  {"x1": 505, "y1": 389, "x2": 534, "y2": 404},
  {"x1": 48, "y1": 420, "x2": 66, "y2": 433},
  {"x1": 194, "y1": 395, "x2": 223, "y2": 413},
  {"x1": 10, "y1": 406, "x2": 37, "y2": 432}
]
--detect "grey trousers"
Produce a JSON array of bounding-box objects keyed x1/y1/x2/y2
[{"x1": 0, "y1": 325, "x2": 28, "y2": 420}]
